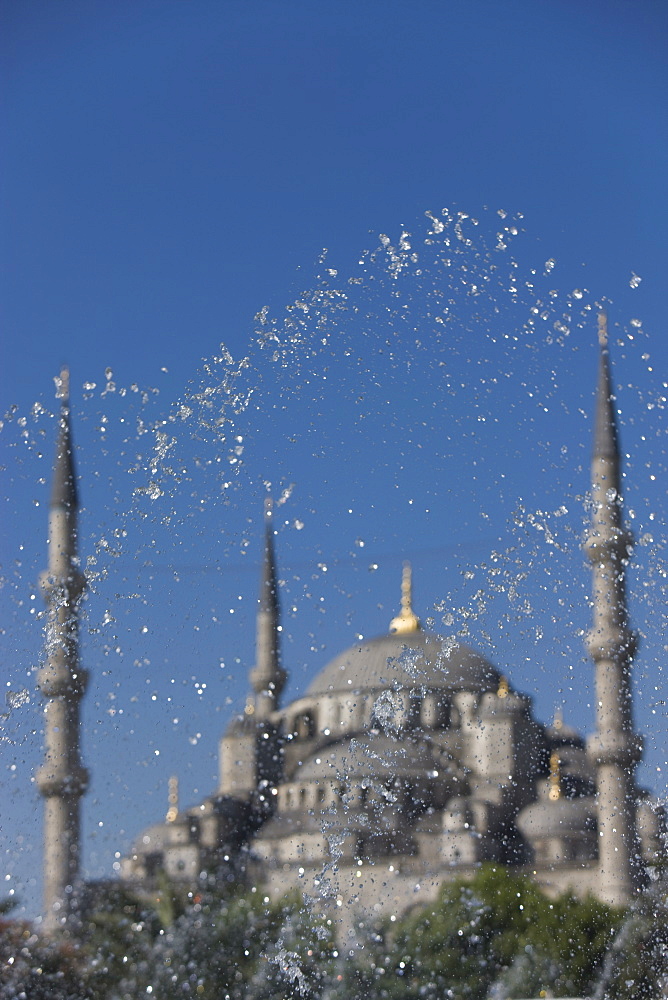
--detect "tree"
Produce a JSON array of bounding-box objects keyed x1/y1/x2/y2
[
  {"x1": 0, "y1": 869, "x2": 632, "y2": 999},
  {"x1": 77, "y1": 880, "x2": 335, "y2": 1000},
  {"x1": 0, "y1": 898, "x2": 84, "y2": 1000},
  {"x1": 345, "y1": 866, "x2": 622, "y2": 1000},
  {"x1": 595, "y1": 875, "x2": 668, "y2": 1000}
]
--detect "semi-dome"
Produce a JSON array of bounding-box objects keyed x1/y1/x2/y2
[
  {"x1": 306, "y1": 631, "x2": 501, "y2": 696},
  {"x1": 297, "y1": 731, "x2": 443, "y2": 782}
]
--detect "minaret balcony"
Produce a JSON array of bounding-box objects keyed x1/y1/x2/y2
[
  {"x1": 586, "y1": 731, "x2": 643, "y2": 768},
  {"x1": 584, "y1": 528, "x2": 634, "y2": 564},
  {"x1": 250, "y1": 664, "x2": 287, "y2": 694},
  {"x1": 37, "y1": 665, "x2": 89, "y2": 698},
  {"x1": 36, "y1": 763, "x2": 89, "y2": 797},
  {"x1": 39, "y1": 569, "x2": 86, "y2": 601},
  {"x1": 585, "y1": 627, "x2": 638, "y2": 662}
]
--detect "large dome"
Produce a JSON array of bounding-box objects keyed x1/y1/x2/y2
[{"x1": 306, "y1": 631, "x2": 501, "y2": 696}]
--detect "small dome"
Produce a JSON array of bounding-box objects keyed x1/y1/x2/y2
[
  {"x1": 517, "y1": 795, "x2": 596, "y2": 840},
  {"x1": 306, "y1": 632, "x2": 500, "y2": 696},
  {"x1": 131, "y1": 821, "x2": 178, "y2": 854},
  {"x1": 546, "y1": 722, "x2": 583, "y2": 745}
]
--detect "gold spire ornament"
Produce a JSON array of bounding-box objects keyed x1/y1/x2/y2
[
  {"x1": 166, "y1": 775, "x2": 179, "y2": 823},
  {"x1": 548, "y1": 751, "x2": 561, "y2": 801},
  {"x1": 497, "y1": 676, "x2": 509, "y2": 699},
  {"x1": 389, "y1": 562, "x2": 421, "y2": 634}
]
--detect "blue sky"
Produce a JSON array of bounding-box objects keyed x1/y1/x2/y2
[{"x1": 1, "y1": 0, "x2": 667, "y2": 916}]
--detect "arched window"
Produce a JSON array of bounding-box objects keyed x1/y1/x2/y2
[
  {"x1": 409, "y1": 691, "x2": 422, "y2": 728},
  {"x1": 294, "y1": 710, "x2": 316, "y2": 739},
  {"x1": 422, "y1": 694, "x2": 450, "y2": 729}
]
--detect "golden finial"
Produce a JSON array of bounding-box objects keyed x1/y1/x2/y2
[
  {"x1": 497, "y1": 676, "x2": 509, "y2": 699},
  {"x1": 389, "y1": 562, "x2": 421, "y2": 634},
  {"x1": 553, "y1": 705, "x2": 563, "y2": 731},
  {"x1": 244, "y1": 697, "x2": 255, "y2": 716},
  {"x1": 166, "y1": 775, "x2": 179, "y2": 823},
  {"x1": 55, "y1": 366, "x2": 70, "y2": 403},
  {"x1": 548, "y1": 751, "x2": 561, "y2": 801},
  {"x1": 597, "y1": 311, "x2": 608, "y2": 348}
]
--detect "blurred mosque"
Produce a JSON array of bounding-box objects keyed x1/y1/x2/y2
[{"x1": 37, "y1": 317, "x2": 664, "y2": 934}]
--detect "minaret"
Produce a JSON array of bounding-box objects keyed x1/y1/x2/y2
[
  {"x1": 218, "y1": 503, "x2": 285, "y2": 802},
  {"x1": 249, "y1": 499, "x2": 286, "y2": 719},
  {"x1": 36, "y1": 370, "x2": 88, "y2": 932},
  {"x1": 585, "y1": 314, "x2": 642, "y2": 906}
]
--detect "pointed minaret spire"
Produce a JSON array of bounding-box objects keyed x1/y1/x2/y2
[
  {"x1": 250, "y1": 500, "x2": 286, "y2": 719},
  {"x1": 50, "y1": 369, "x2": 79, "y2": 513},
  {"x1": 585, "y1": 316, "x2": 642, "y2": 906},
  {"x1": 36, "y1": 371, "x2": 89, "y2": 932},
  {"x1": 593, "y1": 312, "x2": 621, "y2": 478}
]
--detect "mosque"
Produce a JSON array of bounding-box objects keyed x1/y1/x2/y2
[{"x1": 37, "y1": 318, "x2": 664, "y2": 935}]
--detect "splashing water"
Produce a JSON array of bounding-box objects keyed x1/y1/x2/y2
[{"x1": 1, "y1": 207, "x2": 666, "y2": 929}]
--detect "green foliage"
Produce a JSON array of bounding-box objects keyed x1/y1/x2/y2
[
  {"x1": 79, "y1": 881, "x2": 163, "y2": 999},
  {"x1": 79, "y1": 879, "x2": 336, "y2": 1000},
  {"x1": 0, "y1": 869, "x2": 649, "y2": 1000},
  {"x1": 349, "y1": 865, "x2": 622, "y2": 1000},
  {"x1": 596, "y1": 877, "x2": 668, "y2": 999},
  {"x1": 521, "y1": 890, "x2": 622, "y2": 997},
  {"x1": 357, "y1": 866, "x2": 538, "y2": 999},
  {"x1": 244, "y1": 892, "x2": 336, "y2": 999},
  {"x1": 0, "y1": 909, "x2": 85, "y2": 1000}
]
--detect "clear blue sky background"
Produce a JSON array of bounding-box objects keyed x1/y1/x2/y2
[{"x1": 2, "y1": 0, "x2": 667, "y2": 917}]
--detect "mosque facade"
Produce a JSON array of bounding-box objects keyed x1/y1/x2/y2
[{"x1": 38, "y1": 324, "x2": 664, "y2": 934}]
